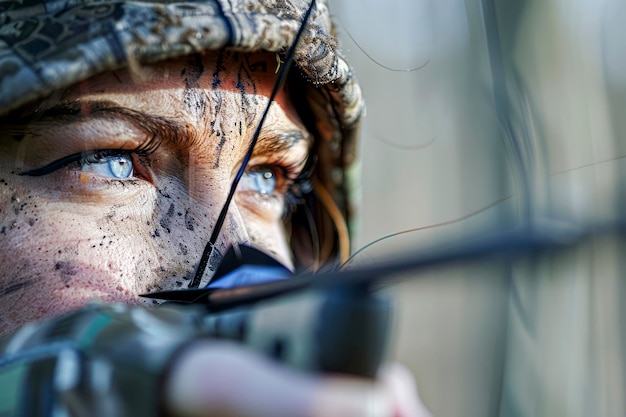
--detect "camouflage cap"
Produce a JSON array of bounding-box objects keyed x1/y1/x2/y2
[{"x1": 0, "y1": 0, "x2": 364, "y2": 264}]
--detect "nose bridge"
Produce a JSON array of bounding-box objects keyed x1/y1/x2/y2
[
  {"x1": 184, "y1": 148, "x2": 250, "y2": 246},
  {"x1": 180, "y1": 83, "x2": 254, "y2": 259},
  {"x1": 185, "y1": 147, "x2": 228, "y2": 203},
  {"x1": 178, "y1": 171, "x2": 250, "y2": 288},
  {"x1": 221, "y1": 202, "x2": 250, "y2": 246},
  {"x1": 186, "y1": 147, "x2": 207, "y2": 203}
]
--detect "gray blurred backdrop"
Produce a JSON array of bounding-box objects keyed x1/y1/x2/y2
[{"x1": 329, "y1": 1, "x2": 626, "y2": 416}]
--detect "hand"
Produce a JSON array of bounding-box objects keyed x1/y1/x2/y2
[{"x1": 165, "y1": 341, "x2": 432, "y2": 417}]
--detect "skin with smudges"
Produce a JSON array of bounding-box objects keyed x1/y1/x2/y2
[
  {"x1": 211, "y1": 51, "x2": 225, "y2": 89},
  {"x1": 182, "y1": 54, "x2": 206, "y2": 120},
  {"x1": 160, "y1": 203, "x2": 175, "y2": 234},
  {"x1": 184, "y1": 208, "x2": 195, "y2": 231},
  {"x1": 55, "y1": 261, "x2": 79, "y2": 287},
  {"x1": 0, "y1": 280, "x2": 34, "y2": 296},
  {"x1": 0, "y1": 52, "x2": 312, "y2": 336}
]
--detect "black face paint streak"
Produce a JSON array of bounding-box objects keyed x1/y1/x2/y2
[
  {"x1": 55, "y1": 261, "x2": 79, "y2": 287},
  {"x1": 212, "y1": 50, "x2": 226, "y2": 89},
  {"x1": 236, "y1": 67, "x2": 247, "y2": 96},
  {"x1": 209, "y1": 57, "x2": 258, "y2": 170},
  {"x1": 182, "y1": 269, "x2": 194, "y2": 281},
  {"x1": 212, "y1": 135, "x2": 227, "y2": 169},
  {"x1": 159, "y1": 203, "x2": 175, "y2": 233},
  {"x1": 209, "y1": 93, "x2": 223, "y2": 136},
  {"x1": 209, "y1": 91, "x2": 227, "y2": 169},
  {"x1": 158, "y1": 188, "x2": 171, "y2": 199},
  {"x1": 236, "y1": 63, "x2": 258, "y2": 128},
  {"x1": 0, "y1": 279, "x2": 34, "y2": 296},
  {"x1": 10, "y1": 194, "x2": 22, "y2": 215},
  {"x1": 183, "y1": 54, "x2": 206, "y2": 120},
  {"x1": 184, "y1": 208, "x2": 195, "y2": 231},
  {"x1": 145, "y1": 283, "x2": 164, "y2": 293}
]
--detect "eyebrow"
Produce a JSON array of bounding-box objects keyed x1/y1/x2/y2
[
  {"x1": 18, "y1": 100, "x2": 188, "y2": 146},
  {"x1": 254, "y1": 131, "x2": 311, "y2": 154},
  {"x1": 11, "y1": 99, "x2": 310, "y2": 155}
]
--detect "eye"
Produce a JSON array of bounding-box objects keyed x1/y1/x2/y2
[
  {"x1": 19, "y1": 149, "x2": 141, "y2": 180},
  {"x1": 81, "y1": 151, "x2": 133, "y2": 179},
  {"x1": 239, "y1": 169, "x2": 277, "y2": 194}
]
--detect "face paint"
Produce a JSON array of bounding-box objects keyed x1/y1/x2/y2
[{"x1": 0, "y1": 52, "x2": 312, "y2": 336}]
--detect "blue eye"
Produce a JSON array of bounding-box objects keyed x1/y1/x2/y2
[
  {"x1": 81, "y1": 151, "x2": 133, "y2": 179},
  {"x1": 240, "y1": 169, "x2": 277, "y2": 194}
]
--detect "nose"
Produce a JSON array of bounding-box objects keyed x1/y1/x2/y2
[
  {"x1": 218, "y1": 204, "x2": 251, "y2": 249},
  {"x1": 190, "y1": 197, "x2": 251, "y2": 288}
]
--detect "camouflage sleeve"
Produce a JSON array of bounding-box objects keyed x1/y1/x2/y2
[{"x1": 0, "y1": 303, "x2": 205, "y2": 417}]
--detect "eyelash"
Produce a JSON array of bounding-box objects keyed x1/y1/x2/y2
[
  {"x1": 19, "y1": 149, "x2": 152, "y2": 179},
  {"x1": 242, "y1": 156, "x2": 311, "y2": 204},
  {"x1": 283, "y1": 155, "x2": 314, "y2": 210},
  {"x1": 20, "y1": 148, "x2": 313, "y2": 206}
]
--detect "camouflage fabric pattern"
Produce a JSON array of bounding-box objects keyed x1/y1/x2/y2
[
  {"x1": 0, "y1": 0, "x2": 364, "y2": 256},
  {"x1": 0, "y1": 302, "x2": 205, "y2": 416}
]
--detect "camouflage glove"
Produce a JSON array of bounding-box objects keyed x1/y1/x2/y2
[{"x1": 0, "y1": 303, "x2": 204, "y2": 417}]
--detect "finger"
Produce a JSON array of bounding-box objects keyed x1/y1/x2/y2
[
  {"x1": 310, "y1": 377, "x2": 393, "y2": 417},
  {"x1": 165, "y1": 340, "x2": 394, "y2": 417},
  {"x1": 378, "y1": 363, "x2": 433, "y2": 417}
]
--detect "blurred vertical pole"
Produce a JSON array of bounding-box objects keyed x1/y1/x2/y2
[
  {"x1": 330, "y1": 0, "x2": 625, "y2": 416},
  {"x1": 330, "y1": 1, "x2": 514, "y2": 416},
  {"x1": 483, "y1": 1, "x2": 626, "y2": 416}
]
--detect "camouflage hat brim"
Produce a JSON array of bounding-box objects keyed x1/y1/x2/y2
[{"x1": 0, "y1": 0, "x2": 363, "y2": 263}]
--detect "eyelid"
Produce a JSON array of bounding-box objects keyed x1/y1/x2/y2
[
  {"x1": 248, "y1": 134, "x2": 310, "y2": 168},
  {"x1": 240, "y1": 149, "x2": 311, "y2": 204},
  {"x1": 245, "y1": 156, "x2": 301, "y2": 187},
  {"x1": 19, "y1": 149, "x2": 146, "y2": 179},
  {"x1": 253, "y1": 132, "x2": 312, "y2": 156},
  {"x1": 19, "y1": 153, "x2": 86, "y2": 177}
]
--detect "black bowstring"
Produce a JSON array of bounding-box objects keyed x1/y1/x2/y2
[
  {"x1": 340, "y1": 195, "x2": 514, "y2": 269},
  {"x1": 189, "y1": 0, "x2": 317, "y2": 288}
]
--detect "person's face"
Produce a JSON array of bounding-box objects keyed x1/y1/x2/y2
[{"x1": 0, "y1": 52, "x2": 311, "y2": 336}]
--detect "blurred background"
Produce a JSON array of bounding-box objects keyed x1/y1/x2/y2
[{"x1": 328, "y1": 0, "x2": 626, "y2": 416}]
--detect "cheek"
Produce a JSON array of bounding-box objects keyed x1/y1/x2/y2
[
  {"x1": 144, "y1": 178, "x2": 220, "y2": 289},
  {"x1": 0, "y1": 153, "x2": 294, "y2": 336},
  {"x1": 0, "y1": 193, "x2": 149, "y2": 335},
  {"x1": 240, "y1": 209, "x2": 293, "y2": 270},
  {"x1": 0, "y1": 178, "x2": 217, "y2": 336}
]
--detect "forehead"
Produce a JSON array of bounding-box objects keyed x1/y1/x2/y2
[{"x1": 43, "y1": 52, "x2": 295, "y2": 116}]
